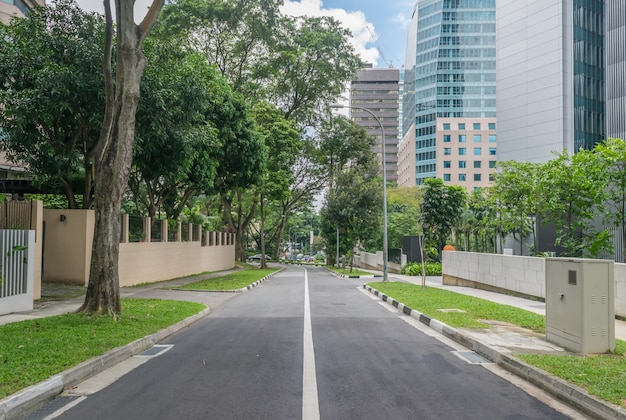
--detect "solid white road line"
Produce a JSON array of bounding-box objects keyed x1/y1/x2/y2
[{"x1": 302, "y1": 268, "x2": 320, "y2": 420}]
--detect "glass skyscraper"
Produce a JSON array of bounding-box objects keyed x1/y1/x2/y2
[{"x1": 402, "y1": 0, "x2": 496, "y2": 185}]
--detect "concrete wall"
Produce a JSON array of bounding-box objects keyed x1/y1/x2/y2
[
  {"x1": 43, "y1": 209, "x2": 93, "y2": 285},
  {"x1": 355, "y1": 251, "x2": 405, "y2": 274},
  {"x1": 43, "y1": 210, "x2": 235, "y2": 287},
  {"x1": 442, "y1": 251, "x2": 626, "y2": 318}
]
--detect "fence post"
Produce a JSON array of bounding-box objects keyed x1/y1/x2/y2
[
  {"x1": 161, "y1": 219, "x2": 168, "y2": 242},
  {"x1": 144, "y1": 217, "x2": 151, "y2": 243},
  {"x1": 120, "y1": 214, "x2": 129, "y2": 243}
]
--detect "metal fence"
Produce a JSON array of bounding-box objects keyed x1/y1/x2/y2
[{"x1": 0, "y1": 200, "x2": 33, "y2": 230}]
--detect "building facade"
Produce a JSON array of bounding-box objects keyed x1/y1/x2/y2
[
  {"x1": 496, "y1": 0, "x2": 605, "y2": 162},
  {"x1": 606, "y1": 0, "x2": 625, "y2": 139},
  {"x1": 350, "y1": 65, "x2": 400, "y2": 183},
  {"x1": 435, "y1": 117, "x2": 497, "y2": 191},
  {"x1": 400, "y1": 0, "x2": 497, "y2": 189},
  {"x1": 0, "y1": 0, "x2": 43, "y2": 24}
]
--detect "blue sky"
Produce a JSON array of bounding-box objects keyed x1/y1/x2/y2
[
  {"x1": 281, "y1": 0, "x2": 416, "y2": 69},
  {"x1": 77, "y1": 0, "x2": 415, "y2": 69}
]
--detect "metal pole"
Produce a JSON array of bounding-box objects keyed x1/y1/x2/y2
[
  {"x1": 336, "y1": 227, "x2": 339, "y2": 268},
  {"x1": 330, "y1": 104, "x2": 389, "y2": 281}
]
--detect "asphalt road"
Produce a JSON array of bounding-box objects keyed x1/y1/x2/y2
[{"x1": 40, "y1": 266, "x2": 573, "y2": 419}]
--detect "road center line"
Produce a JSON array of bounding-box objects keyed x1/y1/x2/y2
[{"x1": 302, "y1": 268, "x2": 320, "y2": 420}]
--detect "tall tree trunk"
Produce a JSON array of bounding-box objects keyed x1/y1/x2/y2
[
  {"x1": 79, "y1": 0, "x2": 163, "y2": 316},
  {"x1": 259, "y1": 195, "x2": 267, "y2": 269}
]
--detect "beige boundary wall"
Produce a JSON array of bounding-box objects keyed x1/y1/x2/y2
[
  {"x1": 442, "y1": 251, "x2": 626, "y2": 318},
  {"x1": 43, "y1": 209, "x2": 235, "y2": 287}
]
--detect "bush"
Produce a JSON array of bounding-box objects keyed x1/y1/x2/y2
[{"x1": 401, "y1": 262, "x2": 442, "y2": 276}]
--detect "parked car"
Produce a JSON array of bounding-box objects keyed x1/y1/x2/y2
[{"x1": 247, "y1": 254, "x2": 272, "y2": 261}]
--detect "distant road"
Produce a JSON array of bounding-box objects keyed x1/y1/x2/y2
[{"x1": 48, "y1": 266, "x2": 574, "y2": 419}]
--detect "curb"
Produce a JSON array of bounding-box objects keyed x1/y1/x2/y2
[
  {"x1": 323, "y1": 267, "x2": 382, "y2": 279},
  {"x1": 362, "y1": 284, "x2": 626, "y2": 420},
  {"x1": 165, "y1": 268, "x2": 284, "y2": 294},
  {"x1": 0, "y1": 307, "x2": 211, "y2": 420}
]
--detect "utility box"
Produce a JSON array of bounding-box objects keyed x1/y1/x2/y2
[{"x1": 545, "y1": 258, "x2": 615, "y2": 354}]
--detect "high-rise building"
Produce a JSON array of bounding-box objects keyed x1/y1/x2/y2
[
  {"x1": 349, "y1": 65, "x2": 400, "y2": 183},
  {"x1": 606, "y1": 0, "x2": 625, "y2": 139},
  {"x1": 0, "y1": 0, "x2": 44, "y2": 24},
  {"x1": 399, "y1": 0, "x2": 497, "y2": 190},
  {"x1": 496, "y1": 0, "x2": 605, "y2": 162}
]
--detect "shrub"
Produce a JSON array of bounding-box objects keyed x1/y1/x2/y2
[{"x1": 401, "y1": 262, "x2": 442, "y2": 276}]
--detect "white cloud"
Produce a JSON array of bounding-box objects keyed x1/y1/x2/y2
[
  {"x1": 390, "y1": 12, "x2": 411, "y2": 30},
  {"x1": 280, "y1": 0, "x2": 379, "y2": 66}
]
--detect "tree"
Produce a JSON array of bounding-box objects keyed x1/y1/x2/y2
[
  {"x1": 594, "y1": 138, "x2": 626, "y2": 261},
  {"x1": 263, "y1": 15, "x2": 362, "y2": 123},
  {"x1": 386, "y1": 186, "x2": 422, "y2": 249},
  {"x1": 537, "y1": 149, "x2": 610, "y2": 257},
  {"x1": 251, "y1": 102, "x2": 301, "y2": 268},
  {"x1": 491, "y1": 160, "x2": 541, "y2": 255},
  {"x1": 0, "y1": 0, "x2": 106, "y2": 208},
  {"x1": 131, "y1": 38, "x2": 240, "y2": 219},
  {"x1": 79, "y1": 0, "x2": 164, "y2": 316},
  {"x1": 419, "y1": 178, "x2": 466, "y2": 259},
  {"x1": 319, "y1": 159, "x2": 382, "y2": 271}
]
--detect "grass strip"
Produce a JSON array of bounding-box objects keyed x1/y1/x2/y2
[
  {"x1": 518, "y1": 344, "x2": 626, "y2": 407},
  {"x1": 0, "y1": 298, "x2": 205, "y2": 399},
  {"x1": 326, "y1": 266, "x2": 376, "y2": 277},
  {"x1": 175, "y1": 267, "x2": 279, "y2": 291},
  {"x1": 369, "y1": 281, "x2": 545, "y2": 332},
  {"x1": 368, "y1": 281, "x2": 625, "y2": 408}
]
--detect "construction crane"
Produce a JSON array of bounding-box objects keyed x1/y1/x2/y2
[{"x1": 366, "y1": 25, "x2": 394, "y2": 68}]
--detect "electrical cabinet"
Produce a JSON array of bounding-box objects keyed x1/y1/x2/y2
[{"x1": 545, "y1": 258, "x2": 615, "y2": 354}]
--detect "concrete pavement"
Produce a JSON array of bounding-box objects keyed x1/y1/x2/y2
[{"x1": 1, "y1": 266, "x2": 625, "y2": 420}]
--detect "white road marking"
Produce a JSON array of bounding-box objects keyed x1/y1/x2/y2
[
  {"x1": 42, "y1": 396, "x2": 86, "y2": 419},
  {"x1": 302, "y1": 268, "x2": 320, "y2": 420}
]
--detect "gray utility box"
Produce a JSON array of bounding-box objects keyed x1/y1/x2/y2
[{"x1": 545, "y1": 258, "x2": 615, "y2": 354}]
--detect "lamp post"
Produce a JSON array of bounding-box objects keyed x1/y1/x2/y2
[
  {"x1": 330, "y1": 103, "x2": 389, "y2": 282},
  {"x1": 288, "y1": 226, "x2": 298, "y2": 258}
]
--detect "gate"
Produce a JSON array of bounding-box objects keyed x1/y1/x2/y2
[{"x1": 0, "y1": 230, "x2": 35, "y2": 315}]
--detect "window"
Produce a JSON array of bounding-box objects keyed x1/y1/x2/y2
[
  {"x1": 473, "y1": 147, "x2": 481, "y2": 156},
  {"x1": 474, "y1": 174, "x2": 482, "y2": 181},
  {"x1": 443, "y1": 174, "x2": 451, "y2": 181},
  {"x1": 489, "y1": 134, "x2": 496, "y2": 142},
  {"x1": 443, "y1": 123, "x2": 451, "y2": 130},
  {"x1": 458, "y1": 174, "x2": 466, "y2": 181},
  {"x1": 489, "y1": 174, "x2": 495, "y2": 182},
  {"x1": 458, "y1": 148, "x2": 466, "y2": 155},
  {"x1": 459, "y1": 161, "x2": 466, "y2": 168},
  {"x1": 473, "y1": 123, "x2": 481, "y2": 130},
  {"x1": 489, "y1": 161, "x2": 496, "y2": 168},
  {"x1": 473, "y1": 161, "x2": 481, "y2": 168},
  {"x1": 444, "y1": 148, "x2": 451, "y2": 155},
  {"x1": 473, "y1": 135, "x2": 481, "y2": 142},
  {"x1": 488, "y1": 123, "x2": 496, "y2": 130},
  {"x1": 458, "y1": 135, "x2": 466, "y2": 142},
  {"x1": 458, "y1": 123, "x2": 466, "y2": 130},
  {"x1": 489, "y1": 148, "x2": 497, "y2": 155},
  {"x1": 443, "y1": 161, "x2": 451, "y2": 168},
  {"x1": 443, "y1": 135, "x2": 451, "y2": 143}
]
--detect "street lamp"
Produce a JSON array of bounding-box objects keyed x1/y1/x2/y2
[
  {"x1": 288, "y1": 226, "x2": 299, "y2": 257},
  {"x1": 330, "y1": 103, "x2": 389, "y2": 282}
]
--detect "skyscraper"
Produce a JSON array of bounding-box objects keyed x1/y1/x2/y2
[
  {"x1": 496, "y1": 0, "x2": 605, "y2": 162},
  {"x1": 399, "y1": 0, "x2": 497, "y2": 190},
  {"x1": 606, "y1": 0, "x2": 625, "y2": 139},
  {"x1": 349, "y1": 65, "x2": 400, "y2": 183}
]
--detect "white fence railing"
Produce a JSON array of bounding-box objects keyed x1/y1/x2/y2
[{"x1": 0, "y1": 230, "x2": 35, "y2": 316}]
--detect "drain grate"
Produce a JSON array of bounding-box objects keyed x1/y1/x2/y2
[
  {"x1": 452, "y1": 351, "x2": 491, "y2": 364},
  {"x1": 136, "y1": 344, "x2": 174, "y2": 357},
  {"x1": 23, "y1": 396, "x2": 81, "y2": 419}
]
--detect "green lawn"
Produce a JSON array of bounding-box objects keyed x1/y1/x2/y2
[
  {"x1": 367, "y1": 281, "x2": 626, "y2": 408},
  {"x1": 0, "y1": 299, "x2": 205, "y2": 399},
  {"x1": 174, "y1": 267, "x2": 279, "y2": 291}
]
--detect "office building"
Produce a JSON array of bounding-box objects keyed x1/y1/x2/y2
[
  {"x1": 496, "y1": 0, "x2": 605, "y2": 162},
  {"x1": 400, "y1": 0, "x2": 497, "y2": 189},
  {"x1": 349, "y1": 65, "x2": 400, "y2": 183}
]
